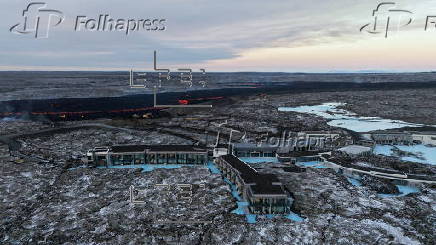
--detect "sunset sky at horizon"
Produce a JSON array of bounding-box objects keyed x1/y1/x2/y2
[{"x1": 1, "y1": 0, "x2": 436, "y2": 72}]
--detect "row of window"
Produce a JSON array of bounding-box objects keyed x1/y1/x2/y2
[
  {"x1": 234, "y1": 151, "x2": 275, "y2": 157},
  {"x1": 94, "y1": 153, "x2": 207, "y2": 166},
  {"x1": 249, "y1": 205, "x2": 290, "y2": 214}
]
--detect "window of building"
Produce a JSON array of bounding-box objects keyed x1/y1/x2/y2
[
  {"x1": 134, "y1": 154, "x2": 145, "y2": 164},
  {"x1": 250, "y1": 152, "x2": 260, "y2": 157},
  {"x1": 187, "y1": 154, "x2": 196, "y2": 163},
  {"x1": 177, "y1": 153, "x2": 187, "y2": 164},
  {"x1": 157, "y1": 153, "x2": 166, "y2": 164},
  {"x1": 147, "y1": 154, "x2": 156, "y2": 164},
  {"x1": 97, "y1": 155, "x2": 107, "y2": 166},
  {"x1": 197, "y1": 155, "x2": 205, "y2": 164},
  {"x1": 168, "y1": 153, "x2": 177, "y2": 164},
  {"x1": 110, "y1": 155, "x2": 122, "y2": 165}
]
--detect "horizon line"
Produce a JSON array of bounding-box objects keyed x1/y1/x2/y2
[{"x1": 0, "y1": 70, "x2": 435, "y2": 74}]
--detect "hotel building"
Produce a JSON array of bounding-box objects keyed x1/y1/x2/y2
[
  {"x1": 86, "y1": 145, "x2": 208, "y2": 167},
  {"x1": 215, "y1": 154, "x2": 292, "y2": 214}
]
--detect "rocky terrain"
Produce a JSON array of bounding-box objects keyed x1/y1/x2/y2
[
  {"x1": 256, "y1": 164, "x2": 435, "y2": 244},
  {"x1": 271, "y1": 88, "x2": 436, "y2": 125},
  {"x1": 1, "y1": 86, "x2": 436, "y2": 244},
  {"x1": 1, "y1": 140, "x2": 435, "y2": 244},
  {"x1": 2, "y1": 71, "x2": 436, "y2": 102}
]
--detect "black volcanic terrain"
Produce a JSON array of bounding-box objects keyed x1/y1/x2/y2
[{"x1": 1, "y1": 72, "x2": 436, "y2": 120}]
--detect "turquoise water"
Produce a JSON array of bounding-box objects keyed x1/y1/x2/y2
[
  {"x1": 223, "y1": 177, "x2": 242, "y2": 201},
  {"x1": 278, "y1": 103, "x2": 423, "y2": 132},
  {"x1": 231, "y1": 202, "x2": 249, "y2": 215},
  {"x1": 98, "y1": 164, "x2": 197, "y2": 172},
  {"x1": 67, "y1": 165, "x2": 89, "y2": 170},
  {"x1": 239, "y1": 157, "x2": 280, "y2": 163},
  {"x1": 374, "y1": 144, "x2": 436, "y2": 165},
  {"x1": 338, "y1": 170, "x2": 420, "y2": 197},
  {"x1": 296, "y1": 161, "x2": 327, "y2": 168},
  {"x1": 246, "y1": 214, "x2": 257, "y2": 224},
  {"x1": 346, "y1": 176, "x2": 362, "y2": 186},
  {"x1": 207, "y1": 161, "x2": 221, "y2": 174},
  {"x1": 378, "y1": 185, "x2": 420, "y2": 198},
  {"x1": 285, "y1": 213, "x2": 305, "y2": 222}
]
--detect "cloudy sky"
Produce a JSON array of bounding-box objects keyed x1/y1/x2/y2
[{"x1": 1, "y1": 0, "x2": 436, "y2": 72}]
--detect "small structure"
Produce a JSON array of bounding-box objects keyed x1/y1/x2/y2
[
  {"x1": 371, "y1": 131, "x2": 413, "y2": 145},
  {"x1": 213, "y1": 144, "x2": 229, "y2": 158},
  {"x1": 87, "y1": 145, "x2": 208, "y2": 167},
  {"x1": 232, "y1": 143, "x2": 278, "y2": 157},
  {"x1": 338, "y1": 145, "x2": 372, "y2": 157},
  {"x1": 276, "y1": 151, "x2": 323, "y2": 164},
  {"x1": 410, "y1": 132, "x2": 436, "y2": 146},
  {"x1": 215, "y1": 155, "x2": 292, "y2": 214},
  {"x1": 356, "y1": 139, "x2": 375, "y2": 148}
]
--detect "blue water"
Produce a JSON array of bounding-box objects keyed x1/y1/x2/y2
[
  {"x1": 346, "y1": 176, "x2": 362, "y2": 186},
  {"x1": 231, "y1": 202, "x2": 249, "y2": 215},
  {"x1": 246, "y1": 214, "x2": 257, "y2": 224},
  {"x1": 278, "y1": 103, "x2": 424, "y2": 132},
  {"x1": 296, "y1": 161, "x2": 327, "y2": 168},
  {"x1": 378, "y1": 185, "x2": 420, "y2": 198},
  {"x1": 98, "y1": 164, "x2": 197, "y2": 172},
  {"x1": 374, "y1": 144, "x2": 436, "y2": 165},
  {"x1": 285, "y1": 213, "x2": 305, "y2": 222},
  {"x1": 239, "y1": 157, "x2": 280, "y2": 163},
  {"x1": 223, "y1": 177, "x2": 242, "y2": 201},
  {"x1": 207, "y1": 161, "x2": 221, "y2": 174}
]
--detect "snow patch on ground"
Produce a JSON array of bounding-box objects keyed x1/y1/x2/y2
[{"x1": 361, "y1": 219, "x2": 421, "y2": 245}]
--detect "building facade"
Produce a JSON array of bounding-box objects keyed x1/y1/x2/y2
[
  {"x1": 215, "y1": 155, "x2": 292, "y2": 214},
  {"x1": 411, "y1": 132, "x2": 436, "y2": 146},
  {"x1": 371, "y1": 132, "x2": 413, "y2": 145},
  {"x1": 337, "y1": 145, "x2": 372, "y2": 157},
  {"x1": 232, "y1": 143, "x2": 278, "y2": 157},
  {"x1": 87, "y1": 145, "x2": 208, "y2": 167},
  {"x1": 276, "y1": 151, "x2": 323, "y2": 164}
]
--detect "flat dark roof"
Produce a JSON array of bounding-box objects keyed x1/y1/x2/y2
[
  {"x1": 220, "y1": 155, "x2": 286, "y2": 195},
  {"x1": 233, "y1": 143, "x2": 278, "y2": 151},
  {"x1": 109, "y1": 145, "x2": 207, "y2": 153},
  {"x1": 221, "y1": 154, "x2": 258, "y2": 183},
  {"x1": 147, "y1": 145, "x2": 207, "y2": 153},
  {"x1": 111, "y1": 145, "x2": 148, "y2": 153},
  {"x1": 277, "y1": 151, "x2": 321, "y2": 158},
  {"x1": 250, "y1": 183, "x2": 286, "y2": 195}
]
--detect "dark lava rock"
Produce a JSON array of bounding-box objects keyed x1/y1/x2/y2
[
  {"x1": 361, "y1": 175, "x2": 399, "y2": 194},
  {"x1": 283, "y1": 166, "x2": 306, "y2": 173}
]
